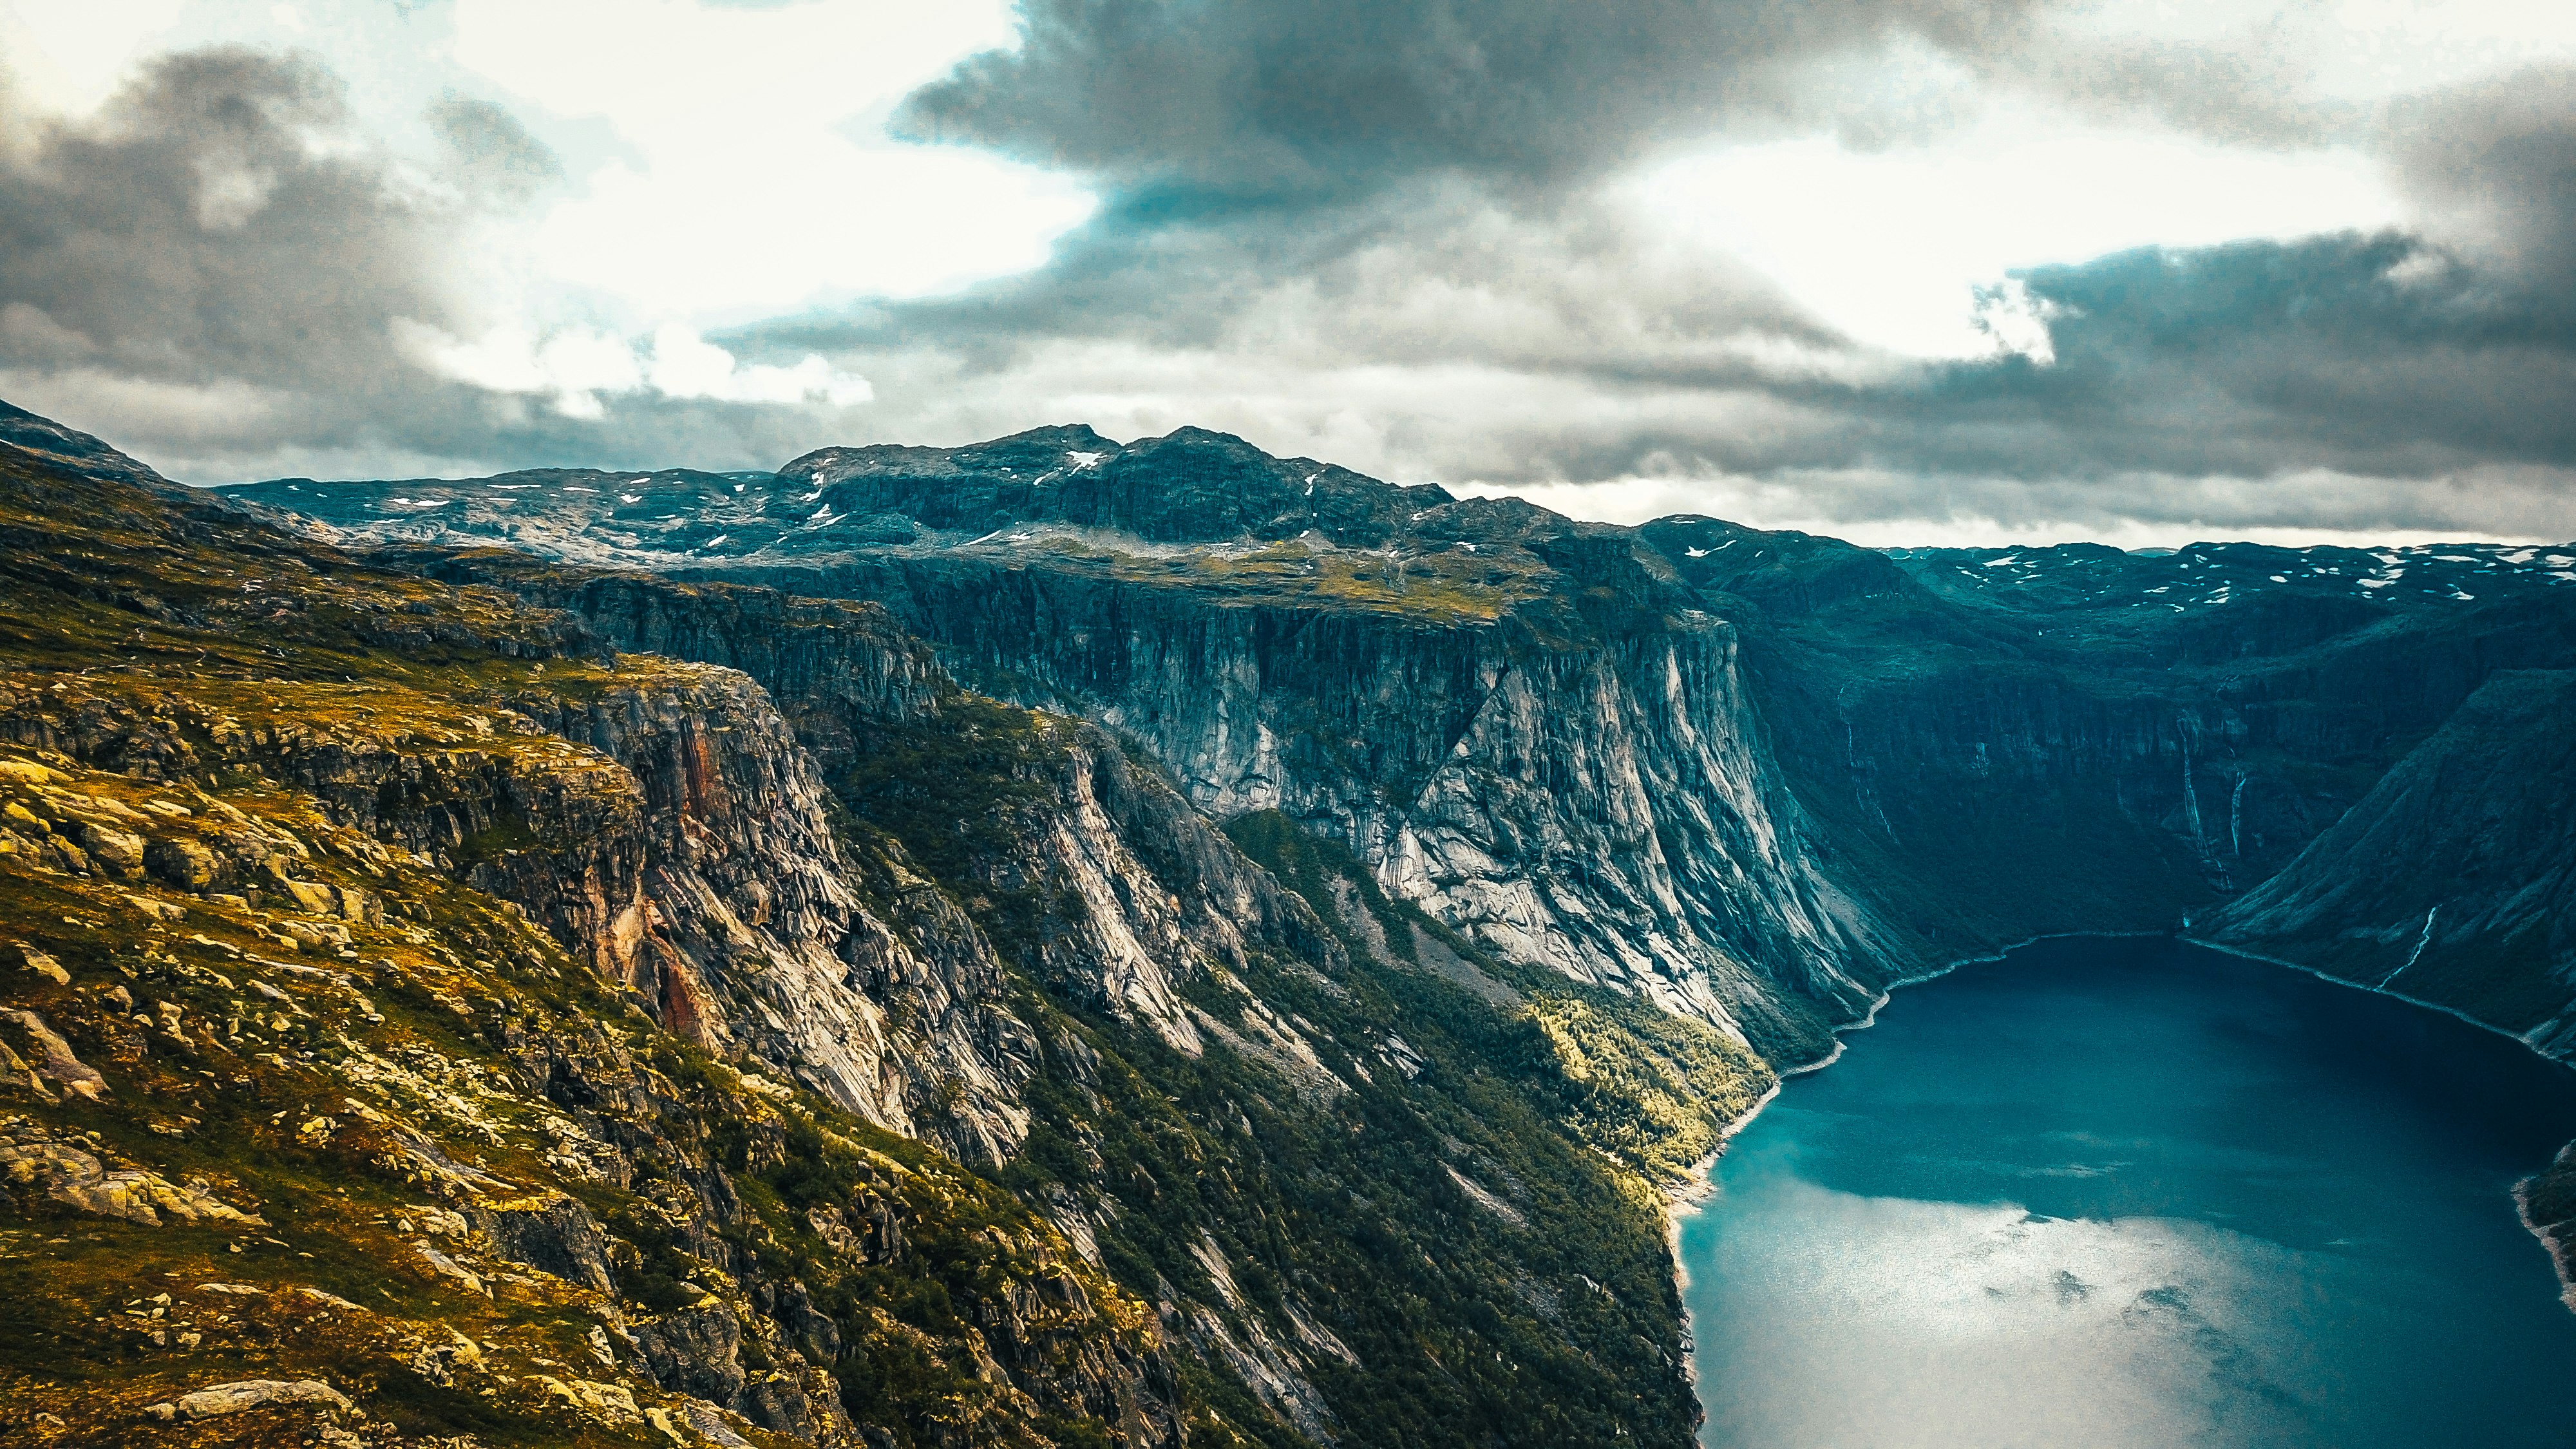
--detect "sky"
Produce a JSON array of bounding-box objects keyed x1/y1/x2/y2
[{"x1": 1, "y1": 1, "x2": 2572, "y2": 547}]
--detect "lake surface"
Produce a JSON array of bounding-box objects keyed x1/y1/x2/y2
[{"x1": 1680, "y1": 936, "x2": 2576, "y2": 1448}]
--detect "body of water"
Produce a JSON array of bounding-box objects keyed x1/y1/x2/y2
[{"x1": 1680, "y1": 936, "x2": 2576, "y2": 1448}]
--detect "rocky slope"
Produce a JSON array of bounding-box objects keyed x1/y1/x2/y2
[
  {"x1": 2, "y1": 409, "x2": 1756, "y2": 1449},
  {"x1": 39, "y1": 403, "x2": 2574, "y2": 1439},
  {"x1": 226, "y1": 433, "x2": 2576, "y2": 1054},
  {"x1": 2204, "y1": 668, "x2": 2576, "y2": 1046}
]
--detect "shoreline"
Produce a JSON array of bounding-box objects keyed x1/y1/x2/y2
[
  {"x1": 2185, "y1": 934, "x2": 2576, "y2": 1303},
  {"x1": 2514, "y1": 1175, "x2": 2576, "y2": 1314},
  {"x1": 1660, "y1": 930, "x2": 2170, "y2": 1380},
  {"x1": 1662, "y1": 928, "x2": 2576, "y2": 1395}
]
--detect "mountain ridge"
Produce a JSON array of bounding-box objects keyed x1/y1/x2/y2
[{"x1": 8, "y1": 400, "x2": 2576, "y2": 1448}]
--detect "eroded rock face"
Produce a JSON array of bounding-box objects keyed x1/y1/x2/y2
[
  {"x1": 705, "y1": 553, "x2": 1900, "y2": 1062},
  {"x1": 0, "y1": 665, "x2": 1040, "y2": 1170},
  {"x1": 475, "y1": 1191, "x2": 616, "y2": 1294},
  {"x1": 0, "y1": 1117, "x2": 264, "y2": 1226}
]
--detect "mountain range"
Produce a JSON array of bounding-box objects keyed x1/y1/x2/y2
[{"x1": 3, "y1": 397, "x2": 2571, "y2": 1447}]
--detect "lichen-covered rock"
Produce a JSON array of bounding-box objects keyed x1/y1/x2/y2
[
  {"x1": 475, "y1": 1191, "x2": 614, "y2": 1293},
  {"x1": 151, "y1": 1378, "x2": 352, "y2": 1419},
  {"x1": 0, "y1": 1117, "x2": 265, "y2": 1226},
  {"x1": 144, "y1": 834, "x2": 218, "y2": 890},
  {"x1": 632, "y1": 1303, "x2": 748, "y2": 1405},
  {"x1": 0, "y1": 1010, "x2": 106, "y2": 1099}
]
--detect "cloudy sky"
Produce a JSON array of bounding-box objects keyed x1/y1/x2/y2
[{"x1": 3, "y1": 1, "x2": 2571, "y2": 545}]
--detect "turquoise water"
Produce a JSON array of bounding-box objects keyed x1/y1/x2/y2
[{"x1": 1681, "y1": 936, "x2": 2576, "y2": 1448}]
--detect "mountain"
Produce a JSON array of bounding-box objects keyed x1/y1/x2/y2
[
  {"x1": 5, "y1": 403, "x2": 2574, "y2": 1447},
  {"x1": 219, "y1": 426, "x2": 2576, "y2": 1045},
  {"x1": 1, "y1": 415, "x2": 1750, "y2": 1448},
  {"x1": 2206, "y1": 667, "x2": 2576, "y2": 1045}
]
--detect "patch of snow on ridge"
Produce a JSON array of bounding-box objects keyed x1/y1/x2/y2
[
  {"x1": 619, "y1": 493, "x2": 642, "y2": 504},
  {"x1": 1066, "y1": 451, "x2": 1104, "y2": 469}
]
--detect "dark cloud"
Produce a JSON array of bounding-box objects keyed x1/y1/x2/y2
[
  {"x1": 896, "y1": 0, "x2": 2053, "y2": 198},
  {"x1": 0, "y1": 49, "x2": 455, "y2": 396},
  {"x1": 2385, "y1": 65, "x2": 2576, "y2": 278},
  {"x1": 0, "y1": 48, "x2": 860, "y2": 482},
  {"x1": 858, "y1": 15, "x2": 2576, "y2": 538}
]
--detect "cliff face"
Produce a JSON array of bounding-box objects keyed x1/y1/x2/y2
[
  {"x1": 2205, "y1": 669, "x2": 2576, "y2": 1050},
  {"x1": 722, "y1": 554, "x2": 1895, "y2": 1064},
  {"x1": 239, "y1": 428, "x2": 2576, "y2": 1081},
  {"x1": 5, "y1": 408, "x2": 1749, "y2": 1449},
  {"x1": 0, "y1": 632, "x2": 1041, "y2": 1173},
  {"x1": 1639, "y1": 520, "x2": 2576, "y2": 952},
  {"x1": 395, "y1": 553, "x2": 1750, "y2": 1449},
  {"x1": 0, "y1": 437, "x2": 1191, "y2": 1448}
]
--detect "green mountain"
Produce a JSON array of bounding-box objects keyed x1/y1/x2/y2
[{"x1": 4, "y1": 402, "x2": 2573, "y2": 1446}]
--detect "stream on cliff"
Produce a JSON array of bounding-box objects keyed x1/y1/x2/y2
[{"x1": 1678, "y1": 936, "x2": 2576, "y2": 1448}]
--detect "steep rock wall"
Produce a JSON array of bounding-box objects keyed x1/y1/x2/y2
[
  {"x1": 0, "y1": 665, "x2": 1041, "y2": 1170},
  {"x1": 667, "y1": 556, "x2": 1901, "y2": 1062},
  {"x1": 2204, "y1": 669, "x2": 2576, "y2": 1054}
]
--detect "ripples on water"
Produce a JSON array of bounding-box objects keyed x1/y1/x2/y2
[{"x1": 1679, "y1": 937, "x2": 2576, "y2": 1449}]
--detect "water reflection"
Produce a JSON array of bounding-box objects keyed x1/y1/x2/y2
[{"x1": 1681, "y1": 938, "x2": 2576, "y2": 1449}]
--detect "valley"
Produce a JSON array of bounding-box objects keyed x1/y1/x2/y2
[{"x1": 3, "y1": 400, "x2": 2571, "y2": 1448}]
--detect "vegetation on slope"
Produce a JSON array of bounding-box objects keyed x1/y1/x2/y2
[{"x1": 0, "y1": 447, "x2": 1177, "y2": 1448}]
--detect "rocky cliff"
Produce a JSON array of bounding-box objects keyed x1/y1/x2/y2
[
  {"x1": 1, "y1": 409, "x2": 1750, "y2": 1449},
  {"x1": 229, "y1": 428, "x2": 2576, "y2": 1080},
  {"x1": 2204, "y1": 668, "x2": 2576, "y2": 1049},
  {"x1": 0, "y1": 436, "x2": 1193, "y2": 1448},
  {"x1": 27, "y1": 403, "x2": 2571, "y2": 1446}
]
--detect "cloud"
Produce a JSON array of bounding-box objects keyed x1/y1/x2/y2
[
  {"x1": 395, "y1": 320, "x2": 872, "y2": 421},
  {"x1": 0, "y1": 45, "x2": 875, "y2": 481},
  {"x1": 2384, "y1": 64, "x2": 2576, "y2": 278},
  {"x1": 835, "y1": 14, "x2": 2576, "y2": 542},
  {"x1": 5, "y1": 10, "x2": 2573, "y2": 546},
  {"x1": 901, "y1": 0, "x2": 2116, "y2": 199}
]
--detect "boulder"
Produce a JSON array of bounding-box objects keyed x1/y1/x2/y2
[
  {"x1": 148, "y1": 1378, "x2": 351, "y2": 1420},
  {"x1": 145, "y1": 837, "x2": 219, "y2": 891},
  {"x1": 477, "y1": 1192, "x2": 616, "y2": 1293},
  {"x1": 72, "y1": 820, "x2": 144, "y2": 877}
]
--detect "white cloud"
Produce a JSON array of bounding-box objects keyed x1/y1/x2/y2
[
  {"x1": 449, "y1": 0, "x2": 1097, "y2": 321},
  {"x1": 393, "y1": 317, "x2": 869, "y2": 418},
  {"x1": 1633, "y1": 111, "x2": 2404, "y2": 358},
  {"x1": 647, "y1": 323, "x2": 873, "y2": 408},
  {"x1": 1, "y1": 0, "x2": 1095, "y2": 326}
]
